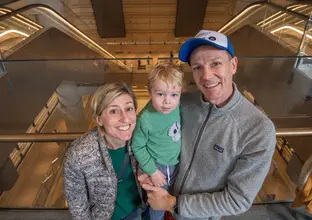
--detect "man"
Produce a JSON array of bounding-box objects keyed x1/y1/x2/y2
[{"x1": 140, "y1": 30, "x2": 276, "y2": 220}]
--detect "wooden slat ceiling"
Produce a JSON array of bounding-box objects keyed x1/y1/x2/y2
[
  {"x1": 122, "y1": 0, "x2": 177, "y2": 41},
  {"x1": 47, "y1": 0, "x2": 255, "y2": 58}
]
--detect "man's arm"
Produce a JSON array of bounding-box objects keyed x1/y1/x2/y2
[
  {"x1": 178, "y1": 122, "x2": 276, "y2": 218},
  {"x1": 63, "y1": 148, "x2": 91, "y2": 220}
]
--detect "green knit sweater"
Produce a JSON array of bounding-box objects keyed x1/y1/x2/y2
[{"x1": 132, "y1": 101, "x2": 181, "y2": 175}]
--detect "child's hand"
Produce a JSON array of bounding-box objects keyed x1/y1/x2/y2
[
  {"x1": 150, "y1": 170, "x2": 167, "y2": 187},
  {"x1": 137, "y1": 167, "x2": 153, "y2": 186}
]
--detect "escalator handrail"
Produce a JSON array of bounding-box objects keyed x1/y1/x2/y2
[
  {"x1": 218, "y1": 1, "x2": 310, "y2": 33},
  {"x1": 0, "y1": 4, "x2": 131, "y2": 72}
]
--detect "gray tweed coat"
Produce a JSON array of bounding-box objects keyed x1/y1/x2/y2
[{"x1": 63, "y1": 127, "x2": 144, "y2": 220}]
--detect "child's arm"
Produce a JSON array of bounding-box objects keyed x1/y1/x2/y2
[
  {"x1": 132, "y1": 118, "x2": 166, "y2": 186},
  {"x1": 132, "y1": 118, "x2": 157, "y2": 175}
]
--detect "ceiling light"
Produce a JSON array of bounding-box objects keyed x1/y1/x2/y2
[
  {"x1": 0, "y1": 29, "x2": 29, "y2": 38},
  {"x1": 271, "y1": 26, "x2": 312, "y2": 40}
]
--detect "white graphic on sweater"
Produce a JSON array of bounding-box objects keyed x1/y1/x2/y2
[{"x1": 168, "y1": 122, "x2": 181, "y2": 141}]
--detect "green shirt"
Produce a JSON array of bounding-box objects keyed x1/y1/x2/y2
[
  {"x1": 108, "y1": 146, "x2": 141, "y2": 220},
  {"x1": 132, "y1": 101, "x2": 181, "y2": 175}
]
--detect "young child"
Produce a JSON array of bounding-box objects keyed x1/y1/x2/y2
[{"x1": 132, "y1": 63, "x2": 183, "y2": 220}]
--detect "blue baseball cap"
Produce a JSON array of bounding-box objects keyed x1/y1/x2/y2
[{"x1": 179, "y1": 30, "x2": 235, "y2": 63}]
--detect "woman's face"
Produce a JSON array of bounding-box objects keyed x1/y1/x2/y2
[{"x1": 97, "y1": 94, "x2": 136, "y2": 141}]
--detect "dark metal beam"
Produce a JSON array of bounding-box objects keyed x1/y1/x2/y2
[
  {"x1": 0, "y1": 0, "x2": 18, "y2": 7},
  {"x1": 91, "y1": 0, "x2": 125, "y2": 38},
  {"x1": 175, "y1": 0, "x2": 208, "y2": 37}
]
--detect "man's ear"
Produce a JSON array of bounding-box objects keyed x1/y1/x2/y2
[{"x1": 231, "y1": 56, "x2": 238, "y2": 76}]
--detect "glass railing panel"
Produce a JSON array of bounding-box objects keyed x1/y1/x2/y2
[
  {"x1": 0, "y1": 57, "x2": 154, "y2": 185},
  {"x1": 0, "y1": 57, "x2": 153, "y2": 132},
  {"x1": 0, "y1": 59, "x2": 98, "y2": 208},
  {"x1": 0, "y1": 58, "x2": 153, "y2": 186},
  {"x1": 0, "y1": 57, "x2": 311, "y2": 211},
  {"x1": 161, "y1": 57, "x2": 312, "y2": 123},
  {"x1": 234, "y1": 57, "x2": 312, "y2": 123},
  {"x1": 0, "y1": 56, "x2": 151, "y2": 208}
]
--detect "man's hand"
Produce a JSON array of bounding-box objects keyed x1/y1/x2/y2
[
  {"x1": 151, "y1": 170, "x2": 167, "y2": 187},
  {"x1": 142, "y1": 184, "x2": 176, "y2": 212}
]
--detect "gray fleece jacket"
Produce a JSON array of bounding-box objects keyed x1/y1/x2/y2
[
  {"x1": 63, "y1": 128, "x2": 144, "y2": 220},
  {"x1": 172, "y1": 85, "x2": 276, "y2": 220}
]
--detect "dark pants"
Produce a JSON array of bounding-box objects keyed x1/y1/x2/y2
[{"x1": 122, "y1": 207, "x2": 150, "y2": 220}]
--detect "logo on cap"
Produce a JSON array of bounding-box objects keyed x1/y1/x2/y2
[{"x1": 208, "y1": 36, "x2": 216, "y2": 41}]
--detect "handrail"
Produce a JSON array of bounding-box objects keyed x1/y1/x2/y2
[
  {"x1": 0, "y1": 133, "x2": 82, "y2": 142},
  {"x1": 0, "y1": 127, "x2": 312, "y2": 142},
  {"x1": 276, "y1": 127, "x2": 312, "y2": 137},
  {"x1": 0, "y1": 4, "x2": 131, "y2": 72}
]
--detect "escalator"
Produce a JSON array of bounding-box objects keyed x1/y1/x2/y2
[
  {"x1": 219, "y1": 1, "x2": 312, "y2": 55},
  {"x1": 0, "y1": 4, "x2": 130, "y2": 71}
]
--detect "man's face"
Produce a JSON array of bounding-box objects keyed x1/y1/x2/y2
[{"x1": 190, "y1": 45, "x2": 238, "y2": 107}]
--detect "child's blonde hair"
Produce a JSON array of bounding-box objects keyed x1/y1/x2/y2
[{"x1": 148, "y1": 63, "x2": 184, "y2": 91}]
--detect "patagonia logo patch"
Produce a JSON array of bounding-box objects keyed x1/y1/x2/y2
[{"x1": 213, "y1": 144, "x2": 224, "y2": 153}]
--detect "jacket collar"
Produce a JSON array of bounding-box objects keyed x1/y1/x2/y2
[{"x1": 199, "y1": 82, "x2": 242, "y2": 115}]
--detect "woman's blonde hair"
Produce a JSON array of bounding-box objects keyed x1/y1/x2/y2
[
  {"x1": 148, "y1": 63, "x2": 184, "y2": 91},
  {"x1": 91, "y1": 82, "x2": 137, "y2": 123}
]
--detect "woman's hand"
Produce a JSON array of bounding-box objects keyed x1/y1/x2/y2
[{"x1": 151, "y1": 170, "x2": 167, "y2": 187}]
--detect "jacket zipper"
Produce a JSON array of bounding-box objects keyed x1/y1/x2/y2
[{"x1": 178, "y1": 105, "x2": 213, "y2": 195}]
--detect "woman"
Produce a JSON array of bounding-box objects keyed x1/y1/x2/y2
[{"x1": 63, "y1": 82, "x2": 145, "y2": 220}]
